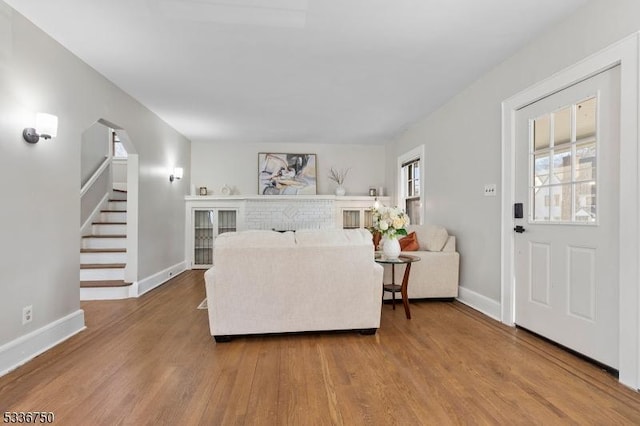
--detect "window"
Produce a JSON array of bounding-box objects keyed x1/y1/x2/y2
[
  {"x1": 402, "y1": 158, "x2": 421, "y2": 225},
  {"x1": 112, "y1": 131, "x2": 128, "y2": 159},
  {"x1": 531, "y1": 97, "x2": 597, "y2": 223},
  {"x1": 398, "y1": 145, "x2": 424, "y2": 226}
]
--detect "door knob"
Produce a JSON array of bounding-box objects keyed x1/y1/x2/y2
[{"x1": 514, "y1": 225, "x2": 525, "y2": 233}]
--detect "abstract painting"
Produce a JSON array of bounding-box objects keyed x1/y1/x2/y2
[{"x1": 258, "y1": 153, "x2": 317, "y2": 195}]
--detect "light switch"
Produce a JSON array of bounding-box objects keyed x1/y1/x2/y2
[{"x1": 484, "y1": 184, "x2": 497, "y2": 196}]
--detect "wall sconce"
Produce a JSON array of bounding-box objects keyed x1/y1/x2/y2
[
  {"x1": 23, "y1": 113, "x2": 58, "y2": 144},
  {"x1": 169, "y1": 167, "x2": 183, "y2": 182}
]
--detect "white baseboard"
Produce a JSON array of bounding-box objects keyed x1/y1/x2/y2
[
  {"x1": 0, "y1": 310, "x2": 85, "y2": 377},
  {"x1": 457, "y1": 286, "x2": 502, "y2": 322},
  {"x1": 80, "y1": 285, "x2": 133, "y2": 301},
  {"x1": 137, "y1": 261, "x2": 187, "y2": 297},
  {"x1": 80, "y1": 262, "x2": 187, "y2": 301}
]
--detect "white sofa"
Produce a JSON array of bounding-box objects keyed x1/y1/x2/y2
[
  {"x1": 204, "y1": 229, "x2": 383, "y2": 341},
  {"x1": 382, "y1": 224, "x2": 459, "y2": 299}
]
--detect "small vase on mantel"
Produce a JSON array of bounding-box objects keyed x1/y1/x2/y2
[
  {"x1": 335, "y1": 185, "x2": 346, "y2": 196},
  {"x1": 383, "y1": 237, "x2": 401, "y2": 260}
]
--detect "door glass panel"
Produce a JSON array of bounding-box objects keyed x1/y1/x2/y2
[
  {"x1": 534, "y1": 115, "x2": 550, "y2": 150},
  {"x1": 218, "y1": 210, "x2": 237, "y2": 234},
  {"x1": 530, "y1": 97, "x2": 597, "y2": 224},
  {"x1": 575, "y1": 182, "x2": 596, "y2": 222},
  {"x1": 194, "y1": 210, "x2": 214, "y2": 265},
  {"x1": 554, "y1": 107, "x2": 572, "y2": 145},
  {"x1": 552, "y1": 148, "x2": 571, "y2": 183},
  {"x1": 576, "y1": 97, "x2": 597, "y2": 139},
  {"x1": 550, "y1": 184, "x2": 572, "y2": 222},
  {"x1": 342, "y1": 210, "x2": 360, "y2": 229},
  {"x1": 576, "y1": 142, "x2": 596, "y2": 181},
  {"x1": 533, "y1": 187, "x2": 550, "y2": 221},
  {"x1": 534, "y1": 154, "x2": 550, "y2": 186},
  {"x1": 364, "y1": 210, "x2": 374, "y2": 229}
]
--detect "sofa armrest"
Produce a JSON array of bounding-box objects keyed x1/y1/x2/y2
[
  {"x1": 442, "y1": 236, "x2": 456, "y2": 252},
  {"x1": 384, "y1": 250, "x2": 459, "y2": 298}
]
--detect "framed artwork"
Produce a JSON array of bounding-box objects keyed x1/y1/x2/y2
[{"x1": 258, "y1": 153, "x2": 317, "y2": 195}]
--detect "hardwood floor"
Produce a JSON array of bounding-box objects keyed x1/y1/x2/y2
[{"x1": 1, "y1": 270, "x2": 639, "y2": 425}]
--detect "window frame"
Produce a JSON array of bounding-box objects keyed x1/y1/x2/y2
[
  {"x1": 397, "y1": 145, "x2": 425, "y2": 226},
  {"x1": 529, "y1": 94, "x2": 599, "y2": 225}
]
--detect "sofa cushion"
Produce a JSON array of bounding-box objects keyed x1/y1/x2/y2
[
  {"x1": 399, "y1": 232, "x2": 419, "y2": 251},
  {"x1": 215, "y1": 230, "x2": 295, "y2": 249},
  {"x1": 295, "y1": 228, "x2": 373, "y2": 247}
]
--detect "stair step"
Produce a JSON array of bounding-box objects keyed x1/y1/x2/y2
[
  {"x1": 81, "y1": 235, "x2": 126, "y2": 249},
  {"x1": 80, "y1": 263, "x2": 126, "y2": 269},
  {"x1": 80, "y1": 248, "x2": 127, "y2": 264},
  {"x1": 92, "y1": 223, "x2": 127, "y2": 235},
  {"x1": 107, "y1": 201, "x2": 127, "y2": 209},
  {"x1": 80, "y1": 280, "x2": 131, "y2": 288},
  {"x1": 80, "y1": 264, "x2": 125, "y2": 280},
  {"x1": 100, "y1": 210, "x2": 126, "y2": 221}
]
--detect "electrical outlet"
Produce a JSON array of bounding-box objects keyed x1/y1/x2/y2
[
  {"x1": 22, "y1": 305, "x2": 33, "y2": 325},
  {"x1": 484, "y1": 184, "x2": 497, "y2": 197}
]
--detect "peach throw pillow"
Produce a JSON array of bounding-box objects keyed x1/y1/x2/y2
[{"x1": 399, "y1": 232, "x2": 419, "y2": 251}]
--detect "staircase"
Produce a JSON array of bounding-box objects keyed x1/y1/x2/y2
[{"x1": 80, "y1": 190, "x2": 132, "y2": 298}]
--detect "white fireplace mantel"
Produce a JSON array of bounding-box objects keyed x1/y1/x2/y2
[
  {"x1": 184, "y1": 194, "x2": 391, "y2": 268},
  {"x1": 184, "y1": 194, "x2": 385, "y2": 202},
  {"x1": 185, "y1": 194, "x2": 390, "y2": 231}
]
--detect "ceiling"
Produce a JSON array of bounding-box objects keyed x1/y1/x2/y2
[{"x1": 6, "y1": 0, "x2": 589, "y2": 144}]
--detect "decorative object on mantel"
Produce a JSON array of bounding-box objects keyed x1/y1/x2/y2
[
  {"x1": 258, "y1": 153, "x2": 317, "y2": 195},
  {"x1": 221, "y1": 184, "x2": 231, "y2": 195},
  {"x1": 328, "y1": 166, "x2": 350, "y2": 196},
  {"x1": 199, "y1": 186, "x2": 208, "y2": 196},
  {"x1": 369, "y1": 187, "x2": 377, "y2": 197},
  {"x1": 372, "y1": 205, "x2": 409, "y2": 260}
]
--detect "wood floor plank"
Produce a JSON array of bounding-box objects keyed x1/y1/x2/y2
[{"x1": 1, "y1": 270, "x2": 639, "y2": 425}]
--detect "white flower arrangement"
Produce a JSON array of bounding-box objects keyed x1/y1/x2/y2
[{"x1": 371, "y1": 205, "x2": 409, "y2": 239}]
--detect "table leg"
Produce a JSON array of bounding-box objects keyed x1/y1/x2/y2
[
  {"x1": 401, "y1": 263, "x2": 412, "y2": 319},
  {"x1": 391, "y1": 264, "x2": 396, "y2": 310}
]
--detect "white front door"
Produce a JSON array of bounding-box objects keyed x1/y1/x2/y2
[{"x1": 514, "y1": 67, "x2": 620, "y2": 368}]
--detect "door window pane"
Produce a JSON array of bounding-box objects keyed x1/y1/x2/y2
[
  {"x1": 534, "y1": 115, "x2": 550, "y2": 150},
  {"x1": 576, "y1": 97, "x2": 597, "y2": 139},
  {"x1": 554, "y1": 107, "x2": 572, "y2": 146},
  {"x1": 550, "y1": 184, "x2": 572, "y2": 222},
  {"x1": 576, "y1": 143, "x2": 596, "y2": 181},
  {"x1": 575, "y1": 182, "x2": 596, "y2": 222},
  {"x1": 534, "y1": 154, "x2": 550, "y2": 186},
  {"x1": 533, "y1": 187, "x2": 550, "y2": 221},
  {"x1": 552, "y1": 149, "x2": 571, "y2": 183}
]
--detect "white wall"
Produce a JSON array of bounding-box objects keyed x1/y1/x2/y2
[
  {"x1": 192, "y1": 142, "x2": 386, "y2": 197},
  {"x1": 388, "y1": 0, "x2": 640, "y2": 302},
  {"x1": 80, "y1": 122, "x2": 109, "y2": 187},
  {"x1": 0, "y1": 5, "x2": 189, "y2": 372}
]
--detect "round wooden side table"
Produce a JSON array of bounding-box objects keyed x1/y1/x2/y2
[{"x1": 374, "y1": 253, "x2": 421, "y2": 319}]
